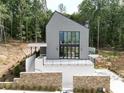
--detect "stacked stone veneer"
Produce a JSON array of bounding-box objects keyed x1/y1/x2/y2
[
  {"x1": 0, "y1": 72, "x2": 62, "y2": 91},
  {"x1": 73, "y1": 76, "x2": 110, "y2": 92}
]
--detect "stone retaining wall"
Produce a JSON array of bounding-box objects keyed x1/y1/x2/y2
[
  {"x1": 73, "y1": 76, "x2": 110, "y2": 92},
  {"x1": 0, "y1": 72, "x2": 62, "y2": 91}
]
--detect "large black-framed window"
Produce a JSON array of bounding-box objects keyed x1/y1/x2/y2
[{"x1": 59, "y1": 31, "x2": 80, "y2": 59}]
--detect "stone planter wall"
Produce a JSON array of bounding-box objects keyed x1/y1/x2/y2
[
  {"x1": 0, "y1": 72, "x2": 62, "y2": 91},
  {"x1": 73, "y1": 76, "x2": 110, "y2": 92}
]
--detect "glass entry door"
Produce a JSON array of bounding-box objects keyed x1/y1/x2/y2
[{"x1": 59, "y1": 31, "x2": 80, "y2": 59}]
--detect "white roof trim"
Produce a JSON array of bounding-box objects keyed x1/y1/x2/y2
[{"x1": 28, "y1": 43, "x2": 47, "y2": 47}]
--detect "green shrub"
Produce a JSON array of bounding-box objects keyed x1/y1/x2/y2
[
  {"x1": 38, "y1": 86, "x2": 41, "y2": 90},
  {"x1": 11, "y1": 84, "x2": 17, "y2": 90},
  {"x1": 28, "y1": 85, "x2": 34, "y2": 90},
  {"x1": 13, "y1": 65, "x2": 21, "y2": 77},
  {"x1": 32, "y1": 86, "x2": 36, "y2": 90},
  {"x1": 57, "y1": 88, "x2": 61, "y2": 91},
  {"x1": 73, "y1": 88, "x2": 97, "y2": 93},
  {"x1": 0, "y1": 84, "x2": 4, "y2": 89},
  {"x1": 4, "y1": 83, "x2": 12, "y2": 89},
  {"x1": 8, "y1": 84, "x2": 60, "y2": 91},
  {"x1": 19, "y1": 85, "x2": 25, "y2": 90},
  {"x1": 24, "y1": 85, "x2": 30, "y2": 90},
  {"x1": 34, "y1": 86, "x2": 40, "y2": 90},
  {"x1": 50, "y1": 86, "x2": 57, "y2": 91}
]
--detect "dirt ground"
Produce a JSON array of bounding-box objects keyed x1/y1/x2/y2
[
  {"x1": 0, "y1": 43, "x2": 124, "y2": 81},
  {"x1": 0, "y1": 43, "x2": 35, "y2": 78},
  {"x1": 96, "y1": 50, "x2": 124, "y2": 78},
  {"x1": 110, "y1": 52, "x2": 124, "y2": 78}
]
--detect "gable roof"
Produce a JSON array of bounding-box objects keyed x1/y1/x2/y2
[{"x1": 47, "y1": 11, "x2": 88, "y2": 30}]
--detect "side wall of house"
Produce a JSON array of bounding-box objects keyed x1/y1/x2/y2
[{"x1": 46, "y1": 12, "x2": 89, "y2": 59}]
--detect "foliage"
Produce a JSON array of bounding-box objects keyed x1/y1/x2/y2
[
  {"x1": 76, "y1": 0, "x2": 124, "y2": 50},
  {"x1": 99, "y1": 50, "x2": 119, "y2": 57},
  {"x1": 0, "y1": 0, "x2": 124, "y2": 50},
  {"x1": 1, "y1": 83, "x2": 60, "y2": 91},
  {"x1": 73, "y1": 88, "x2": 96, "y2": 93},
  {"x1": 13, "y1": 65, "x2": 21, "y2": 77},
  {"x1": 0, "y1": 0, "x2": 52, "y2": 42}
]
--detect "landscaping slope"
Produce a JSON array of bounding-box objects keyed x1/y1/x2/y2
[{"x1": 0, "y1": 43, "x2": 35, "y2": 78}]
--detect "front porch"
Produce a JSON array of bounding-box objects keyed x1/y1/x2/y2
[{"x1": 36, "y1": 56, "x2": 94, "y2": 65}]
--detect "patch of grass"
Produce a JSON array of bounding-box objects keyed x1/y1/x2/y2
[
  {"x1": 99, "y1": 50, "x2": 120, "y2": 57},
  {"x1": 99, "y1": 50, "x2": 119, "y2": 57},
  {"x1": 99, "y1": 50, "x2": 120, "y2": 62}
]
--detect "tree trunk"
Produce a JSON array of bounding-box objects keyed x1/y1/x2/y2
[
  {"x1": 10, "y1": 12, "x2": 13, "y2": 39},
  {"x1": 26, "y1": 20, "x2": 28, "y2": 42},
  {"x1": 97, "y1": 17, "x2": 100, "y2": 51}
]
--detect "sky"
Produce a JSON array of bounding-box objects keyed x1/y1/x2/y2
[{"x1": 46, "y1": 0, "x2": 83, "y2": 14}]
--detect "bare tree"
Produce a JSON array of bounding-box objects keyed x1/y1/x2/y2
[{"x1": 58, "y1": 3, "x2": 66, "y2": 13}]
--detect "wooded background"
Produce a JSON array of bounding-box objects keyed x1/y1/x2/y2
[{"x1": 0, "y1": 0, "x2": 124, "y2": 50}]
